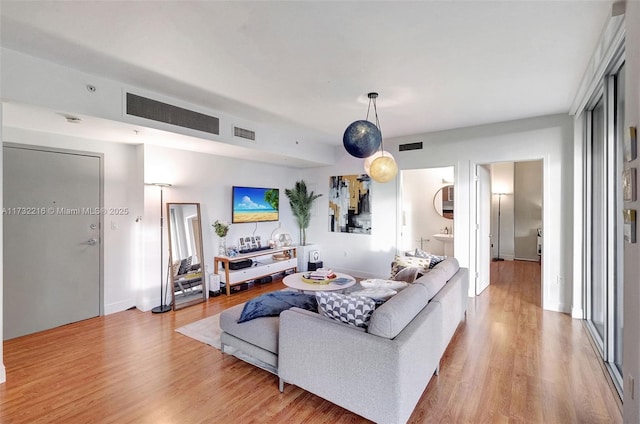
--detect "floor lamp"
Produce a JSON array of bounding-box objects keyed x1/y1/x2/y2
[
  {"x1": 148, "y1": 182, "x2": 173, "y2": 314},
  {"x1": 493, "y1": 193, "x2": 506, "y2": 262}
]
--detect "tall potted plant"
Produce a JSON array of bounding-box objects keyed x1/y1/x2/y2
[{"x1": 285, "y1": 180, "x2": 322, "y2": 246}]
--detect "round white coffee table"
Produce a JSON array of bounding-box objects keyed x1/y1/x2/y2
[{"x1": 283, "y1": 272, "x2": 356, "y2": 292}]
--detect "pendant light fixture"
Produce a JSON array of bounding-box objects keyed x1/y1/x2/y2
[
  {"x1": 343, "y1": 92, "x2": 383, "y2": 158},
  {"x1": 364, "y1": 150, "x2": 395, "y2": 176},
  {"x1": 343, "y1": 92, "x2": 398, "y2": 183},
  {"x1": 369, "y1": 153, "x2": 398, "y2": 183}
]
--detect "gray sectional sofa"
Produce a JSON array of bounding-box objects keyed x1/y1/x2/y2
[{"x1": 220, "y1": 257, "x2": 469, "y2": 424}]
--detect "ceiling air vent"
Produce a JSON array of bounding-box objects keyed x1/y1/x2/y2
[
  {"x1": 399, "y1": 142, "x2": 423, "y2": 152},
  {"x1": 126, "y1": 92, "x2": 219, "y2": 135},
  {"x1": 233, "y1": 126, "x2": 256, "y2": 141}
]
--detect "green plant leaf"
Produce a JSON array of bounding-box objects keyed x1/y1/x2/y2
[{"x1": 285, "y1": 180, "x2": 322, "y2": 245}]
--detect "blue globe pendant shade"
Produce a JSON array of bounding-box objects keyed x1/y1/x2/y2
[{"x1": 343, "y1": 120, "x2": 382, "y2": 158}]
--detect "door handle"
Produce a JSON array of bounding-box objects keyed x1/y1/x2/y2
[{"x1": 87, "y1": 238, "x2": 98, "y2": 246}]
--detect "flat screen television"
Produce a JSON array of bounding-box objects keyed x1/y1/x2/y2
[{"x1": 232, "y1": 186, "x2": 280, "y2": 223}]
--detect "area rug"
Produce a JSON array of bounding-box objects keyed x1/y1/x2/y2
[
  {"x1": 175, "y1": 313, "x2": 223, "y2": 348},
  {"x1": 175, "y1": 313, "x2": 277, "y2": 375}
]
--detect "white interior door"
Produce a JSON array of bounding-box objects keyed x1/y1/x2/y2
[
  {"x1": 3, "y1": 145, "x2": 102, "y2": 340},
  {"x1": 476, "y1": 165, "x2": 491, "y2": 294}
]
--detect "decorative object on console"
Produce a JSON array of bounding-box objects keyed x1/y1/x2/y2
[
  {"x1": 238, "y1": 235, "x2": 267, "y2": 253},
  {"x1": 308, "y1": 261, "x2": 323, "y2": 271},
  {"x1": 272, "y1": 251, "x2": 292, "y2": 261},
  {"x1": 329, "y1": 174, "x2": 372, "y2": 234},
  {"x1": 310, "y1": 250, "x2": 320, "y2": 262},
  {"x1": 285, "y1": 180, "x2": 322, "y2": 246},
  {"x1": 307, "y1": 249, "x2": 323, "y2": 272},
  {"x1": 146, "y1": 182, "x2": 173, "y2": 314},
  {"x1": 270, "y1": 225, "x2": 293, "y2": 247},
  {"x1": 213, "y1": 219, "x2": 230, "y2": 256}
]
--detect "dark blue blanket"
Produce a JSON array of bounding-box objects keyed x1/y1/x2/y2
[{"x1": 237, "y1": 291, "x2": 318, "y2": 323}]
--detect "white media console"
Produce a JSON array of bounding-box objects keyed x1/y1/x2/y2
[{"x1": 214, "y1": 246, "x2": 298, "y2": 296}]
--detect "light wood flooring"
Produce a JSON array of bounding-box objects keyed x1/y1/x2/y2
[{"x1": 0, "y1": 261, "x2": 622, "y2": 423}]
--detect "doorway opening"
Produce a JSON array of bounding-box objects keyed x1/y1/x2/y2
[
  {"x1": 476, "y1": 160, "x2": 543, "y2": 304},
  {"x1": 399, "y1": 166, "x2": 455, "y2": 256}
]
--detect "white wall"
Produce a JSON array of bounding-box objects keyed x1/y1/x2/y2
[
  {"x1": 138, "y1": 144, "x2": 303, "y2": 310},
  {"x1": 296, "y1": 114, "x2": 573, "y2": 313},
  {"x1": 299, "y1": 153, "x2": 398, "y2": 279},
  {"x1": 623, "y1": 2, "x2": 640, "y2": 422},
  {"x1": 514, "y1": 160, "x2": 543, "y2": 261},
  {"x1": 2, "y1": 127, "x2": 143, "y2": 314}
]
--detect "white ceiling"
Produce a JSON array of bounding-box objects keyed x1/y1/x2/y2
[{"x1": 1, "y1": 0, "x2": 613, "y2": 147}]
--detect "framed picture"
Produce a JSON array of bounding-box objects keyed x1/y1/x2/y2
[
  {"x1": 623, "y1": 168, "x2": 637, "y2": 201},
  {"x1": 624, "y1": 209, "x2": 636, "y2": 243},
  {"x1": 328, "y1": 174, "x2": 372, "y2": 235},
  {"x1": 624, "y1": 126, "x2": 637, "y2": 162}
]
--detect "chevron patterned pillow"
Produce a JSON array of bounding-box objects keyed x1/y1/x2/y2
[{"x1": 316, "y1": 292, "x2": 376, "y2": 328}]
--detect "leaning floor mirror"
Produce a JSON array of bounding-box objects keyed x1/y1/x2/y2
[{"x1": 167, "y1": 203, "x2": 206, "y2": 310}]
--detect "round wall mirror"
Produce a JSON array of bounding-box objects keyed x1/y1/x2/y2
[{"x1": 433, "y1": 185, "x2": 454, "y2": 220}]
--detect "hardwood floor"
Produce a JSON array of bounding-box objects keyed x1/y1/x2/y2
[{"x1": 0, "y1": 261, "x2": 622, "y2": 423}]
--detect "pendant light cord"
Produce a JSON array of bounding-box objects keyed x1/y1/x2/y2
[{"x1": 369, "y1": 95, "x2": 386, "y2": 157}]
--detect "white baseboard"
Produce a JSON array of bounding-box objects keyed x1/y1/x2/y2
[
  {"x1": 104, "y1": 298, "x2": 136, "y2": 315},
  {"x1": 572, "y1": 307, "x2": 584, "y2": 319},
  {"x1": 514, "y1": 257, "x2": 540, "y2": 262},
  {"x1": 0, "y1": 363, "x2": 6, "y2": 384},
  {"x1": 544, "y1": 302, "x2": 571, "y2": 314}
]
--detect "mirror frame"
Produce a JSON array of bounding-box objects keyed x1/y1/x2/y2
[
  {"x1": 433, "y1": 184, "x2": 454, "y2": 220},
  {"x1": 167, "y1": 202, "x2": 206, "y2": 310}
]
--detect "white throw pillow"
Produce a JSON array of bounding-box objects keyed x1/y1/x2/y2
[
  {"x1": 360, "y1": 278, "x2": 409, "y2": 291},
  {"x1": 349, "y1": 287, "x2": 397, "y2": 301}
]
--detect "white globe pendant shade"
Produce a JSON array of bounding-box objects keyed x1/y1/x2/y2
[
  {"x1": 369, "y1": 155, "x2": 398, "y2": 183},
  {"x1": 364, "y1": 150, "x2": 395, "y2": 176}
]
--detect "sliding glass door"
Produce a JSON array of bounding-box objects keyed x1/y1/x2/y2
[
  {"x1": 587, "y1": 95, "x2": 606, "y2": 347},
  {"x1": 584, "y1": 57, "x2": 625, "y2": 394},
  {"x1": 613, "y1": 64, "x2": 625, "y2": 377}
]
